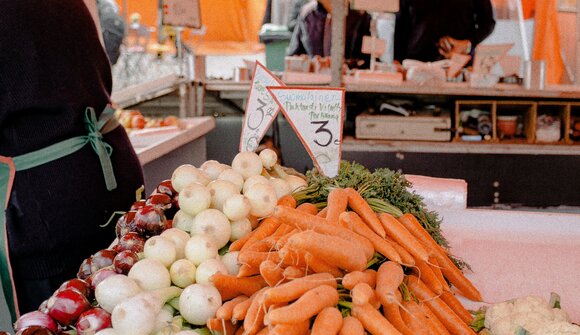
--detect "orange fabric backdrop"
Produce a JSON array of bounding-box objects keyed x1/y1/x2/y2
[{"x1": 116, "y1": 0, "x2": 266, "y2": 43}]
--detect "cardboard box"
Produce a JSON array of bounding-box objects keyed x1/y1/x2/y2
[{"x1": 355, "y1": 113, "x2": 451, "y2": 141}]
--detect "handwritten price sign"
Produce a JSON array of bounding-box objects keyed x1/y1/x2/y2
[
  {"x1": 239, "y1": 62, "x2": 284, "y2": 152},
  {"x1": 162, "y1": 0, "x2": 201, "y2": 28},
  {"x1": 267, "y1": 87, "x2": 345, "y2": 177}
]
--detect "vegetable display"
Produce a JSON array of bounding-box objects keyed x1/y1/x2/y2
[{"x1": 12, "y1": 150, "x2": 580, "y2": 335}]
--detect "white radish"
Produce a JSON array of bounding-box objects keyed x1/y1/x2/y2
[
  {"x1": 160, "y1": 228, "x2": 190, "y2": 260},
  {"x1": 222, "y1": 194, "x2": 251, "y2": 222},
  {"x1": 206, "y1": 179, "x2": 239, "y2": 211},
  {"x1": 285, "y1": 175, "x2": 308, "y2": 192},
  {"x1": 143, "y1": 236, "x2": 177, "y2": 267},
  {"x1": 111, "y1": 286, "x2": 182, "y2": 335},
  {"x1": 172, "y1": 210, "x2": 194, "y2": 232},
  {"x1": 179, "y1": 284, "x2": 222, "y2": 326},
  {"x1": 95, "y1": 329, "x2": 117, "y2": 335},
  {"x1": 229, "y1": 218, "x2": 252, "y2": 241},
  {"x1": 220, "y1": 251, "x2": 241, "y2": 276},
  {"x1": 231, "y1": 151, "x2": 263, "y2": 179},
  {"x1": 195, "y1": 258, "x2": 228, "y2": 285},
  {"x1": 200, "y1": 160, "x2": 229, "y2": 180},
  {"x1": 178, "y1": 183, "x2": 211, "y2": 216},
  {"x1": 169, "y1": 259, "x2": 197, "y2": 288},
  {"x1": 259, "y1": 148, "x2": 278, "y2": 169},
  {"x1": 244, "y1": 182, "x2": 278, "y2": 217},
  {"x1": 95, "y1": 274, "x2": 141, "y2": 313},
  {"x1": 269, "y1": 177, "x2": 292, "y2": 199},
  {"x1": 190, "y1": 209, "x2": 231, "y2": 249},
  {"x1": 217, "y1": 168, "x2": 244, "y2": 192},
  {"x1": 184, "y1": 234, "x2": 218, "y2": 266},
  {"x1": 242, "y1": 174, "x2": 269, "y2": 194},
  {"x1": 128, "y1": 258, "x2": 171, "y2": 291},
  {"x1": 171, "y1": 164, "x2": 211, "y2": 192}
]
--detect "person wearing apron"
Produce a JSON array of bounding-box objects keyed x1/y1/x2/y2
[{"x1": 0, "y1": 0, "x2": 145, "y2": 323}]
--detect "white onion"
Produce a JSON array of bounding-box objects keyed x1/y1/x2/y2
[
  {"x1": 269, "y1": 177, "x2": 292, "y2": 199},
  {"x1": 231, "y1": 151, "x2": 263, "y2": 179},
  {"x1": 169, "y1": 259, "x2": 197, "y2": 288},
  {"x1": 242, "y1": 175, "x2": 269, "y2": 194},
  {"x1": 259, "y1": 149, "x2": 278, "y2": 169},
  {"x1": 143, "y1": 236, "x2": 177, "y2": 267},
  {"x1": 128, "y1": 258, "x2": 171, "y2": 291},
  {"x1": 195, "y1": 258, "x2": 228, "y2": 285},
  {"x1": 184, "y1": 234, "x2": 219, "y2": 266},
  {"x1": 220, "y1": 251, "x2": 241, "y2": 276},
  {"x1": 229, "y1": 218, "x2": 252, "y2": 241},
  {"x1": 172, "y1": 210, "x2": 194, "y2": 232},
  {"x1": 171, "y1": 164, "x2": 211, "y2": 192},
  {"x1": 285, "y1": 175, "x2": 308, "y2": 192},
  {"x1": 222, "y1": 194, "x2": 251, "y2": 222},
  {"x1": 200, "y1": 160, "x2": 229, "y2": 180},
  {"x1": 206, "y1": 179, "x2": 239, "y2": 211},
  {"x1": 244, "y1": 182, "x2": 278, "y2": 217},
  {"x1": 179, "y1": 284, "x2": 222, "y2": 326},
  {"x1": 178, "y1": 182, "x2": 211, "y2": 216},
  {"x1": 160, "y1": 228, "x2": 191, "y2": 260},
  {"x1": 191, "y1": 209, "x2": 231, "y2": 249},
  {"x1": 217, "y1": 168, "x2": 245, "y2": 192}
]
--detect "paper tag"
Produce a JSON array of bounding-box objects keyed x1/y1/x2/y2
[
  {"x1": 162, "y1": 0, "x2": 202, "y2": 28},
  {"x1": 267, "y1": 87, "x2": 345, "y2": 177},
  {"x1": 239, "y1": 62, "x2": 284, "y2": 152}
]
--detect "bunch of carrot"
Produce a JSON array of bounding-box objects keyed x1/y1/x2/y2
[{"x1": 207, "y1": 187, "x2": 483, "y2": 335}]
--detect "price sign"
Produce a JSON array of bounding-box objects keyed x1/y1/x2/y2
[
  {"x1": 239, "y1": 62, "x2": 285, "y2": 152},
  {"x1": 267, "y1": 87, "x2": 345, "y2": 177},
  {"x1": 162, "y1": 0, "x2": 202, "y2": 28}
]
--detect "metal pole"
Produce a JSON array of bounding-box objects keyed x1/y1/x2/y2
[{"x1": 330, "y1": 0, "x2": 347, "y2": 87}]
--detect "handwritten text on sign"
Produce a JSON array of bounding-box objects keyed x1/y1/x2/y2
[
  {"x1": 162, "y1": 0, "x2": 201, "y2": 28},
  {"x1": 268, "y1": 87, "x2": 345, "y2": 177},
  {"x1": 240, "y1": 62, "x2": 284, "y2": 152}
]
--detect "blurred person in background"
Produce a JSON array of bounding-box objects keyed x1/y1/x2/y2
[
  {"x1": 394, "y1": 0, "x2": 496, "y2": 63},
  {"x1": 0, "y1": 0, "x2": 144, "y2": 322},
  {"x1": 97, "y1": 0, "x2": 126, "y2": 65}
]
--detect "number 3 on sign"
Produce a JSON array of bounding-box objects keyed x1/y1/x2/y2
[{"x1": 267, "y1": 87, "x2": 345, "y2": 178}]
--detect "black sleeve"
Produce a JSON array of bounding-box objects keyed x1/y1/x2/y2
[
  {"x1": 393, "y1": 0, "x2": 410, "y2": 62},
  {"x1": 263, "y1": 0, "x2": 272, "y2": 25},
  {"x1": 471, "y1": 0, "x2": 496, "y2": 45}
]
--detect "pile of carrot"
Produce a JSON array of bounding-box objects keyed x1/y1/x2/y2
[{"x1": 207, "y1": 187, "x2": 483, "y2": 335}]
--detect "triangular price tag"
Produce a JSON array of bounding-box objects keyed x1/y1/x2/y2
[
  {"x1": 267, "y1": 87, "x2": 345, "y2": 177},
  {"x1": 239, "y1": 61, "x2": 285, "y2": 152}
]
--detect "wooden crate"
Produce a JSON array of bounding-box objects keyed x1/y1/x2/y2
[
  {"x1": 536, "y1": 101, "x2": 570, "y2": 144},
  {"x1": 455, "y1": 100, "x2": 496, "y2": 142},
  {"x1": 494, "y1": 101, "x2": 536, "y2": 143}
]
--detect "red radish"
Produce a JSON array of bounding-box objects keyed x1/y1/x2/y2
[
  {"x1": 75, "y1": 308, "x2": 112, "y2": 335},
  {"x1": 134, "y1": 205, "x2": 167, "y2": 237},
  {"x1": 46, "y1": 288, "x2": 91, "y2": 326},
  {"x1": 90, "y1": 249, "x2": 118, "y2": 273},
  {"x1": 14, "y1": 311, "x2": 59, "y2": 333},
  {"x1": 155, "y1": 179, "x2": 177, "y2": 198},
  {"x1": 58, "y1": 279, "x2": 92, "y2": 300},
  {"x1": 88, "y1": 268, "x2": 118, "y2": 290},
  {"x1": 114, "y1": 232, "x2": 146, "y2": 253},
  {"x1": 130, "y1": 199, "x2": 146, "y2": 211},
  {"x1": 113, "y1": 250, "x2": 139, "y2": 275},
  {"x1": 146, "y1": 193, "x2": 172, "y2": 212},
  {"x1": 115, "y1": 211, "x2": 137, "y2": 238},
  {"x1": 15, "y1": 326, "x2": 56, "y2": 335},
  {"x1": 77, "y1": 258, "x2": 92, "y2": 280}
]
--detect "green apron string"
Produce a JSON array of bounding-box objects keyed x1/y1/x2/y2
[{"x1": 0, "y1": 105, "x2": 118, "y2": 323}]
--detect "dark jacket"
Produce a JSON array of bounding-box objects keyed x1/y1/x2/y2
[
  {"x1": 0, "y1": 0, "x2": 143, "y2": 312},
  {"x1": 394, "y1": 0, "x2": 496, "y2": 62},
  {"x1": 287, "y1": 1, "x2": 371, "y2": 69}
]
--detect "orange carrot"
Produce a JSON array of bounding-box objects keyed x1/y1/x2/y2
[
  {"x1": 237, "y1": 264, "x2": 261, "y2": 277},
  {"x1": 344, "y1": 187, "x2": 386, "y2": 238},
  {"x1": 272, "y1": 223, "x2": 294, "y2": 238},
  {"x1": 266, "y1": 284, "x2": 339, "y2": 325},
  {"x1": 269, "y1": 319, "x2": 310, "y2": 335},
  {"x1": 439, "y1": 290, "x2": 474, "y2": 324},
  {"x1": 429, "y1": 256, "x2": 451, "y2": 292},
  {"x1": 206, "y1": 318, "x2": 239, "y2": 335},
  {"x1": 303, "y1": 250, "x2": 344, "y2": 278},
  {"x1": 317, "y1": 206, "x2": 329, "y2": 218},
  {"x1": 375, "y1": 261, "x2": 405, "y2": 307},
  {"x1": 249, "y1": 215, "x2": 259, "y2": 229},
  {"x1": 232, "y1": 293, "x2": 255, "y2": 322},
  {"x1": 419, "y1": 302, "x2": 451, "y2": 335},
  {"x1": 282, "y1": 265, "x2": 307, "y2": 280},
  {"x1": 256, "y1": 327, "x2": 270, "y2": 335},
  {"x1": 263, "y1": 272, "x2": 337, "y2": 305},
  {"x1": 229, "y1": 229, "x2": 255, "y2": 251},
  {"x1": 272, "y1": 206, "x2": 375, "y2": 260},
  {"x1": 238, "y1": 251, "x2": 281, "y2": 269},
  {"x1": 326, "y1": 188, "x2": 349, "y2": 224},
  {"x1": 243, "y1": 288, "x2": 269, "y2": 335},
  {"x1": 273, "y1": 229, "x2": 297, "y2": 251},
  {"x1": 286, "y1": 230, "x2": 367, "y2": 272},
  {"x1": 384, "y1": 237, "x2": 415, "y2": 266},
  {"x1": 296, "y1": 202, "x2": 319, "y2": 215},
  {"x1": 397, "y1": 213, "x2": 482, "y2": 301},
  {"x1": 242, "y1": 217, "x2": 282, "y2": 252},
  {"x1": 259, "y1": 259, "x2": 285, "y2": 287},
  {"x1": 339, "y1": 211, "x2": 402, "y2": 263},
  {"x1": 277, "y1": 194, "x2": 297, "y2": 208},
  {"x1": 211, "y1": 273, "x2": 268, "y2": 300},
  {"x1": 234, "y1": 326, "x2": 245, "y2": 335},
  {"x1": 406, "y1": 275, "x2": 476, "y2": 335},
  {"x1": 339, "y1": 316, "x2": 365, "y2": 335},
  {"x1": 410, "y1": 258, "x2": 443, "y2": 295},
  {"x1": 216, "y1": 295, "x2": 249, "y2": 320},
  {"x1": 241, "y1": 237, "x2": 278, "y2": 252},
  {"x1": 400, "y1": 299, "x2": 430, "y2": 335},
  {"x1": 381, "y1": 291, "x2": 414, "y2": 335},
  {"x1": 311, "y1": 307, "x2": 343, "y2": 335},
  {"x1": 351, "y1": 282, "x2": 380, "y2": 309},
  {"x1": 342, "y1": 269, "x2": 377, "y2": 290},
  {"x1": 378, "y1": 213, "x2": 429, "y2": 262},
  {"x1": 351, "y1": 302, "x2": 402, "y2": 335}
]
